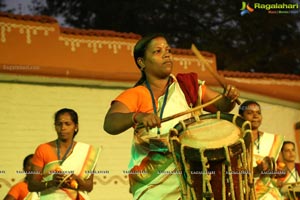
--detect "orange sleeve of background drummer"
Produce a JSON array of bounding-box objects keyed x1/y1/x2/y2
[
  {"x1": 7, "y1": 181, "x2": 28, "y2": 200},
  {"x1": 32, "y1": 143, "x2": 57, "y2": 168},
  {"x1": 113, "y1": 86, "x2": 154, "y2": 113}
]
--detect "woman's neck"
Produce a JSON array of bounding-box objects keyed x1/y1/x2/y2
[
  {"x1": 286, "y1": 161, "x2": 296, "y2": 171},
  {"x1": 145, "y1": 76, "x2": 171, "y2": 98},
  {"x1": 252, "y1": 129, "x2": 263, "y2": 142},
  {"x1": 57, "y1": 138, "x2": 73, "y2": 148},
  {"x1": 147, "y1": 75, "x2": 169, "y2": 86}
]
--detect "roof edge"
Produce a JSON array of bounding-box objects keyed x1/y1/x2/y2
[{"x1": 219, "y1": 70, "x2": 300, "y2": 80}]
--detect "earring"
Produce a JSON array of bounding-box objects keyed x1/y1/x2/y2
[{"x1": 138, "y1": 58, "x2": 145, "y2": 69}]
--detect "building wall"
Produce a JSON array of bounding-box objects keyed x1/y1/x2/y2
[
  {"x1": 0, "y1": 77, "x2": 133, "y2": 199},
  {"x1": 0, "y1": 74, "x2": 299, "y2": 199},
  {"x1": 0, "y1": 14, "x2": 217, "y2": 83}
]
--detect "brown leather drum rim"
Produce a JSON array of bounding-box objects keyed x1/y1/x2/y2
[{"x1": 173, "y1": 112, "x2": 252, "y2": 161}]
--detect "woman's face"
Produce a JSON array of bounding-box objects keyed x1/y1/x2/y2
[
  {"x1": 281, "y1": 143, "x2": 296, "y2": 162},
  {"x1": 55, "y1": 112, "x2": 77, "y2": 141},
  {"x1": 242, "y1": 103, "x2": 262, "y2": 130},
  {"x1": 142, "y1": 37, "x2": 173, "y2": 79}
]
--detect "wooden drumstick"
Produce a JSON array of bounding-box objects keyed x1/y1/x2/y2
[
  {"x1": 191, "y1": 44, "x2": 241, "y2": 105},
  {"x1": 160, "y1": 94, "x2": 222, "y2": 123},
  {"x1": 135, "y1": 94, "x2": 223, "y2": 130}
]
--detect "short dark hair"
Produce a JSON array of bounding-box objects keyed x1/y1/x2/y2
[
  {"x1": 281, "y1": 141, "x2": 295, "y2": 152},
  {"x1": 54, "y1": 108, "x2": 79, "y2": 137},
  {"x1": 238, "y1": 100, "x2": 261, "y2": 116},
  {"x1": 133, "y1": 33, "x2": 167, "y2": 87},
  {"x1": 133, "y1": 33, "x2": 166, "y2": 69},
  {"x1": 23, "y1": 154, "x2": 34, "y2": 169}
]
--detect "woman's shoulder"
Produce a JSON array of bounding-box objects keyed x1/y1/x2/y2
[
  {"x1": 263, "y1": 132, "x2": 284, "y2": 138},
  {"x1": 127, "y1": 85, "x2": 147, "y2": 93},
  {"x1": 117, "y1": 85, "x2": 148, "y2": 98},
  {"x1": 262, "y1": 131, "x2": 281, "y2": 137},
  {"x1": 35, "y1": 141, "x2": 55, "y2": 151},
  {"x1": 75, "y1": 142, "x2": 100, "y2": 150},
  {"x1": 12, "y1": 180, "x2": 27, "y2": 187},
  {"x1": 261, "y1": 132, "x2": 284, "y2": 146}
]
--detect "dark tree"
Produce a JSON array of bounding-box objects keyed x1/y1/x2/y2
[
  {"x1": 0, "y1": 0, "x2": 17, "y2": 13},
  {"x1": 3, "y1": 0, "x2": 300, "y2": 74}
]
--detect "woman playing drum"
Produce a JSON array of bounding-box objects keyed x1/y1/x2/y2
[
  {"x1": 103, "y1": 33, "x2": 240, "y2": 200},
  {"x1": 277, "y1": 141, "x2": 300, "y2": 199},
  {"x1": 239, "y1": 100, "x2": 284, "y2": 200}
]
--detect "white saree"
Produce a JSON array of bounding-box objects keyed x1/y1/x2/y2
[{"x1": 40, "y1": 142, "x2": 100, "y2": 200}]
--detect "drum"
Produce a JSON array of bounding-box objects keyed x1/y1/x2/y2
[
  {"x1": 169, "y1": 112, "x2": 254, "y2": 200},
  {"x1": 288, "y1": 184, "x2": 300, "y2": 200}
]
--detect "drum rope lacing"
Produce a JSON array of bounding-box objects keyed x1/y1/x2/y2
[
  {"x1": 224, "y1": 145, "x2": 236, "y2": 200},
  {"x1": 181, "y1": 144, "x2": 197, "y2": 199},
  {"x1": 169, "y1": 128, "x2": 190, "y2": 200},
  {"x1": 199, "y1": 149, "x2": 214, "y2": 199},
  {"x1": 287, "y1": 181, "x2": 300, "y2": 200},
  {"x1": 168, "y1": 114, "x2": 255, "y2": 200},
  {"x1": 240, "y1": 138, "x2": 249, "y2": 200}
]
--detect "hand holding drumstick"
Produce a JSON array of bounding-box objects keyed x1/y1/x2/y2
[
  {"x1": 191, "y1": 44, "x2": 241, "y2": 105},
  {"x1": 135, "y1": 94, "x2": 223, "y2": 131},
  {"x1": 223, "y1": 84, "x2": 240, "y2": 104}
]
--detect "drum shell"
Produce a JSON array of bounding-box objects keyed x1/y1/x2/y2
[
  {"x1": 170, "y1": 113, "x2": 253, "y2": 200},
  {"x1": 288, "y1": 184, "x2": 300, "y2": 200}
]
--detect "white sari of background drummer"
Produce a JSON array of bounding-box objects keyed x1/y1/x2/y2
[{"x1": 277, "y1": 141, "x2": 300, "y2": 200}]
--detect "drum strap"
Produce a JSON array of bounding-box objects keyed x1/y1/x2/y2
[
  {"x1": 176, "y1": 72, "x2": 199, "y2": 108},
  {"x1": 145, "y1": 77, "x2": 171, "y2": 135}
]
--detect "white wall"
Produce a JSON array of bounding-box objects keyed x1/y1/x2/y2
[
  {"x1": 0, "y1": 77, "x2": 133, "y2": 199},
  {"x1": 0, "y1": 74, "x2": 299, "y2": 199}
]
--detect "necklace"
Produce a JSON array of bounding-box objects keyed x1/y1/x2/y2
[
  {"x1": 145, "y1": 77, "x2": 171, "y2": 135},
  {"x1": 56, "y1": 139, "x2": 74, "y2": 165},
  {"x1": 287, "y1": 166, "x2": 299, "y2": 182},
  {"x1": 254, "y1": 131, "x2": 260, "y2": 154}
]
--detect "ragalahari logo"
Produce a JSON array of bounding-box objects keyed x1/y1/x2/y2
[
  {"x1": 240, "y1": 2, "x2": 299, "y2": 15},
  {"x1": 240, "y1": 2, "x2": 254, "y2": 16}
]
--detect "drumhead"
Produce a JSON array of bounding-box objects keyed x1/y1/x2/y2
[{"x1": 179, "y1": 118, "x2": 241, "y2": 149}]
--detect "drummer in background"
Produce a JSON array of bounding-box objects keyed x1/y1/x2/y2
[
  {"x1": 277, "y1": 141, "x2": 300, "y2": 199},
  {"x1": 103, "y1": 33, "x2": 240, "y2": 200},
  {"x1": 238, "y1": 100, "x2": 284, "y2": 200},
  {"x1": 4, "y1": 154, "x2": 34, "y2": 200},
  {"x1": 294, "y1": 122, "x2": 300, "y2": 170}
]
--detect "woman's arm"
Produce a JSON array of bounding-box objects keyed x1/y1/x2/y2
[
  {"x1": 28, "y1": 164, "x2": 94, "y2": 192},
  {"x1": 203, "y1": 85, "x2": 239, "y2": 113},
  {"x1": 27, "y1": 164, "x2": 56, "y2": 192},
  {"x1": 103, "y1": 101, "x2": 161, "y2": 134},
  {"x1": 103, "y1": 101, "x2": 135, "y2": 135},
  {"x1": 3, "y1": 194, "x2": 16, "y2": 200},
  {"x1": 67, "y1": 174, "x2": 94, "y2": 192}
]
